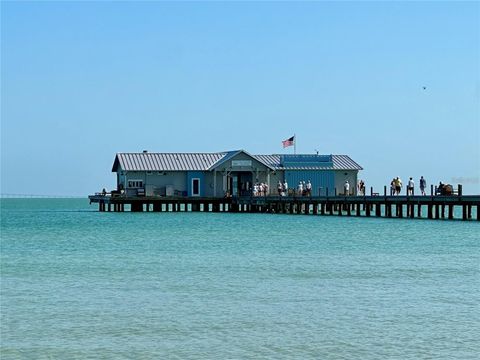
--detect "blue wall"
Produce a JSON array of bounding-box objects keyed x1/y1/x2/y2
[
  {"x1": 187, "y1": 171, "x2": 205, "y2": 196},
  {"x1": 281, "y1": 155, "x2": 333, "y2": 168},
  {"x1": 285, "y1": 170, "x2": 335, "y2": 196}
]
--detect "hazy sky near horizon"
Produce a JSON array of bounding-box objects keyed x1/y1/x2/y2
[{"x1": 2, "y1": 1, "x2": 479, "y2": 195}]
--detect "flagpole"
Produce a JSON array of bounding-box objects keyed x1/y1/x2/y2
[{"x1": 294, "y1": 133, "x2": 296, "y2": 155}]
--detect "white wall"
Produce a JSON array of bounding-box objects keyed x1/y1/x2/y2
[{"x1": 334, "y1": 170, "x2": 358, "y2": 195}]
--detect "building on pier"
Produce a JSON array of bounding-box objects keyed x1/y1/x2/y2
[{"x1": 111, "y1": 150, "x2": 363, "y2": 197}]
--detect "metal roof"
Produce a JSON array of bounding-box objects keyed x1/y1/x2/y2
[
  {"x1": 208, "y1": 150, "x2": 276, "y2": 171},
  {"x1": 113, "y1": 152, "x2": 362, "y2": 172},
  {"x1": 112, "y1": 153, "x2": 226, "y2": 172},
  {"x1": 331, "y1": 155, "x2": 363, "y2": 170}
]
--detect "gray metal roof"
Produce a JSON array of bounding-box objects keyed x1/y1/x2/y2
[
  {"x1": 112, "y1": 153, "x2": 226, "y2": 172},
  {"x1": 208, "y1": 150, "x2": 276, "y2": 171},
  {"x1": 113, "y1": 152, "x2": 362, "y2": 172},
  {"x1": 331, "y1": 155, "x2": 363, "y2": 170}
]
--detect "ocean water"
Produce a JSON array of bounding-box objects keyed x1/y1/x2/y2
[{"x1": 1, "y1": 199, "x2": 479, "y2": 359}]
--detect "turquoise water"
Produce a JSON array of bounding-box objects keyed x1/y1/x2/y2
[{"x1": 1, "y1": 199, "x2": 479, "y2": 359}]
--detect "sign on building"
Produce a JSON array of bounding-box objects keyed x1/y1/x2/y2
[{"x1": 232, "y1": 160, "x2": 252, "y2": 167}]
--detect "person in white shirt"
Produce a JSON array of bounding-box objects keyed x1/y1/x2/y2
[
  {"x1": 407, "y1": 177, "x2": 414, "y2": 195},
  {"x1": 298, "y1": 182, "x2": 303, "y2": 196},
  {"x1": 344, "y1": 180, "x2": 350, "y2": 196},
  {"x1": 306, "y1": 180, "x2": 312, "y2": 196},
  {"x1": 283, "y1": 180, "x2": 288, "y2": 196}
]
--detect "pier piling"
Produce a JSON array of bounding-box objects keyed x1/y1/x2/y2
[{"x1": 89, "y1": 193, "x2": 480, "y2": 222}]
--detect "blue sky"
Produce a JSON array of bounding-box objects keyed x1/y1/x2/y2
[{"x1": 1, "y1": 1, "x2": 479, "y2": 195}]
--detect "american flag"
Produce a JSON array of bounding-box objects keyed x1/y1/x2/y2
[{"x1": 282, "y1": 136, "x2": 295, "y2": 148}]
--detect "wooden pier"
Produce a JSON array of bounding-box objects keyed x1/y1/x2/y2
[{"x1": 88, "y1": 194, "x2": 480, "y2": 221}]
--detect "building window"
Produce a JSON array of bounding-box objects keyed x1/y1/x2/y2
[
  {"x1": 128, "y1": 180, "x2": 143, "y2": 188},
  {"x1": 192, "y1": 178, "x2": 200, "y2": 196}
]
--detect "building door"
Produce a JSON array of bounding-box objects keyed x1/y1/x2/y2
[
  {"x1": 238, "y1": 172, "x2": 253, "y2": 196},
  {"x1": 232, "y1": 175, "x2": 238, "y2": 196},
  {"x1": 192, "y1": 178, "x2": 200, "y2": 196}
]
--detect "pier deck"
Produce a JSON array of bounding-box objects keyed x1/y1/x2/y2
[{"x1": 88, "y1": 194, "x2": 480, "y2": 221}]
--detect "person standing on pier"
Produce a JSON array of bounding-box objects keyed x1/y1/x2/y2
[
  {"x1": 395, "y1": 177, "x2": 402, "y2": 195},
  {"x1": 419, "y1": 176, "x2": 427, "y2": 195},
  {"x1": 277, "y1": 181, "x2": 283, "y2": 196},
  {"x1": 407, "y1": 177, "x2": 415, "y2": 195},
  {"x1": 297, "y1": 181, "x2": 303, "y2": 196},
  {"x1": 360, "y1": 180, "x2": 365, "y2": 195},
  {"x1": 390, "y1": 178, "x2": 396, "y2": 196},
  {"x1": 306, "y1": 180, "x2": 312, "y2": 196},
  {"x1": 283, "y1": 180, "x2": 288, "y2": 196},
  {"x1": 344, "y1": 180, "x2": 350, "y2": 196}
]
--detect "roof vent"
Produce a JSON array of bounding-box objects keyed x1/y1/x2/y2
[{"x1": 143, "y1": 150, "x2": 148, "y2": 153}]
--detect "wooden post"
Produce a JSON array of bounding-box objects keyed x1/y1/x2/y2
[
  {"x1": 441, "y1": 204, "x2": 445, "y2": 219},
  {"x1": 321, "y1": 203, "x2": 326, "y2": 215},
  {"x1": 386, "y1": 203, "x2": 392, "y2": 218},
  {"x1": 365, "y1": 203, "x2": 371, "y2": 217},
  {"x1": 434, "y1": 204, "x2": 439, "y2": 219},
  {"x1": 410, "y1": 204, "x2": 414, "y2": 219},
  {"x1": 427, "y1": 204, "x2": 433, "y2": 219},
  {"x1": 370, "y1": 187, "x2": 373, "y2": 196},
  {"x1": 462, "y1": 205, "x2": 467, "y2": 220},
  {"x1": 356, "y1": 203, "x2": 361, "y2": 216},
  {"x1": 417, "y1": 204, "x2": 421, "y2": 218},
  {"x1": 375, "y1": 203, "x2": 381, "y2": 217},
  {"x1": 347, "y1": 203, "x2": 351, "y2": 216},
  {"x1": 398, "y1": 204, "x2": 403, "y2": 218},
  {"x1": 431, "y1": 184, "x2": 434, "y2": 196},
  {"x1": 477, "y1": 205, "x2": 480, "y2": 221},
  {"x1": 313, "y1": 203, "x2": 318, "y2": 215},
  {"x1": 131, "y1": 203, "x2": 143, "y2": 212},
  {"x1": 384, "y1": 186, "x2": 387, "y2": 196},
  {"x1": 468, "y1": 205, "x2": 472, "y2": 219},
  {"x1": 448, "y1": 204, "x2": 454, "y2": 220},
  {"x1": 458, "y1": 184, "x2": 462, "y2": 196}
]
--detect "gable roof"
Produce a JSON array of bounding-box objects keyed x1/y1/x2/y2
[
  {"x1": 112, "y1": 152, "x2": 362, "y2": 172},
  {"x1": 208, "y1": 149, "x2": 275, "y2": 171}
]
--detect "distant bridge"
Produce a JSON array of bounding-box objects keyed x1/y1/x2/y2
[{"x1": 0, "y1": 194, "x2": 85, "y2": 199}]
